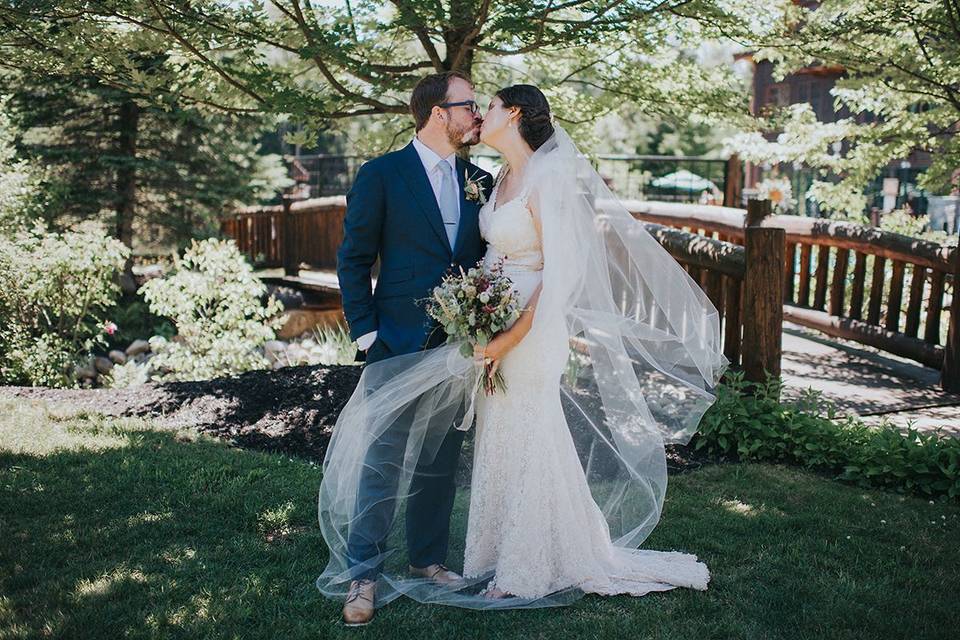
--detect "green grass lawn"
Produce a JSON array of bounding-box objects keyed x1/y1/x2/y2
[{"x1": 1, "y1": 397, "x2": 957, "y2": 640}]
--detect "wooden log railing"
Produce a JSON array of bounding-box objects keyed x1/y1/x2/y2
[
  {"x1": 637, "y1": 215, "x2": 784, "y2": 383},
  {"x1": 224, "y1": 195, "x2": 959, "y2": 390},
  {"x1": 627, "y1": 199, "x2": 960, "y2": 393},
  {"x1": 221, "y1": 196, "x2": 348, "y2": 274},
  {"x1": 223, "y1": 196, "x2": 784, "y2": 384}
]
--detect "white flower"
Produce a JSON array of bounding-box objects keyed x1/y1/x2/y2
[
  {"x1": 755, "y1": 177, "x2": 796, "y2": 213},
  {"x1": 464, "y1": 169, "x2": 488, "y2": 204}
]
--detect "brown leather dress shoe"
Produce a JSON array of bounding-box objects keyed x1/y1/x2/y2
[
  {"x1": 408, "y1": 563, "x2": 463, "y2": 586},
  {"x1": 342, "y1": 578, "x2": 376, "y2": 626}
]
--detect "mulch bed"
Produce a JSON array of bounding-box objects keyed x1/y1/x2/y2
[{"x1": 1, "y1": 364, "x2": 729, "y2": 473}]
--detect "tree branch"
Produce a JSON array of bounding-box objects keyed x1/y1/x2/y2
[
  {"x1": 388, "y1": 0, "x2": 444, "y2": 69},
  {"x1": 144, "y1": 0, "x2": 266, "y2": 104},
  {"x1": 281, "y1": 0, "x2": 408, "y2": 113}
]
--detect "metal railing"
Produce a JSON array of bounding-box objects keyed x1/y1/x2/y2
[{"x1": 287, "y1": 153, "x2": 742, "y2": 206}]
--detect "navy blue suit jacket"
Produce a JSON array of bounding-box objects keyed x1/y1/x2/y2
[{"x1": 337, "y1": 142, "x2": 494, "y2": 358}]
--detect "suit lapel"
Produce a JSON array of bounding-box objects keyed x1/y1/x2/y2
[
  {"x1": 453, "y1": 157, "x2": 479, "y2": 258},
  {"x1": 395, "y1": 142, "x2": 452, "y2": 255}
]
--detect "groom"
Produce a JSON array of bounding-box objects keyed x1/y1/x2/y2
[{"x1": 335, "y1": 71, "x2": 493, "y2": 625}]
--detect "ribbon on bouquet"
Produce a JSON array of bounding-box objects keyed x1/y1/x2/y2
[
  {"x1": 447, "y1": 344, "x2": 487, "y2": 431},
  {"x1": 454, "y1": 352, "x2": 486, "y2": 432}
]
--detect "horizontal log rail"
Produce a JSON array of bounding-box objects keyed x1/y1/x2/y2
[
  {"x1": 223, "y1": 196, "x2": 958, "y2": 391},
  {"x1": 223, "y1": 196, "x2": 783, "y2": 385},
  {"x1": 628, "y1": 200, "x2": 960, "y2": 392},
  {"x1": 636, "y1": 213, "x2": 783, "y2": 383}
]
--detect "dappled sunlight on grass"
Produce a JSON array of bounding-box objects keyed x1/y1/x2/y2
[
  {"x1": 719, "y1": 498, "x2": 760, "y2": 517},
  {"x1": 125, "y1": 510, "x2": 174, "y2": 528},
  {"x1": 73, "y1": 566, "x2": 150, "y2": 600},
  {"x1": 0, "y1": 400, "x2": 133, "y2": 455},
  {"x1": 0, "y1": 399, "x2": 956, "y2": 640}
]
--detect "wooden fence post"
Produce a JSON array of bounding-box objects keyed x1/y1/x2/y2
[
  {"x1": 745, "y1": 197, "x2": 771, "y2": 227},
  {"x1": 942, "y1": 245, "x2": 960, "y2": 392},
  {"x1": 723, "y1": 153, "x2": 742, "y2": 208},
  {"x1": 742, "y1": 199, "x2": 783, "y2": 387},
  {"x1": 281, "y1": 195, "x2": 298, "y2": 277}
]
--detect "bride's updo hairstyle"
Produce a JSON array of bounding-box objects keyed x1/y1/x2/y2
[{"x1": 495, "y1": 84, "x2": 555, "y2": 151}]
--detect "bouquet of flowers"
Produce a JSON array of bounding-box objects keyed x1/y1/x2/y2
[{"x1": 421, "y1": 257, "x2": 521, "y2": 395}]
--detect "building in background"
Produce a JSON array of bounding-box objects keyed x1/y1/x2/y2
[{"x1": 736, "y1": 0, "x2": 935, "y2": 219}]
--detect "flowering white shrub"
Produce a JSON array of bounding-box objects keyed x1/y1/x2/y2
[
  {"x1": 139, "y1": 238, "x2": 285, "y2": 381},
  {"x1": 755, "y1": 177, "x2": 796, "y2": 214},
  {"x1": 880, "y1": 209, "x2": 927, "y2": 238},
  {"x1": 0, "y1": 221, "x2": 129, "y2": 387},
  {"x1": 103, "y1": 359, "x2": 152, "y2": 388}
]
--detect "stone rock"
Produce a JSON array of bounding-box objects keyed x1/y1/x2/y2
[
  {"x1": 126, "y1": 339, "x2": 150, "y2": 356},
  {"x1": 108, "y1": 349, "x2": 127, "y2": 365},
  {"x1": 263, "y1": 340, "x2": 288, "y2": 363},
  {"x1": 285, "y1": 343, "x2": 309, "y2": 364},
  {"x1": 94, "y1": 356, "x2": 114, "y2": 375},
  {"x1": 75, "y1": 364, "x2": 97, "y2": 380}
]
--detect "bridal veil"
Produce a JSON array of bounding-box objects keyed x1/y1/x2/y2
[{"x1": 316, "y1": 125, "x2": 729, "y2": 609}]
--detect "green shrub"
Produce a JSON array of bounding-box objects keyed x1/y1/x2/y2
[
  {"x1": 304, "y1": 324, "x2": 358, "y2": 366},
  {"x1": 0, "y1": 221, "x2": 129, "y2": 387},
  {"x1": 139, "y1": 238, "x2": 285, "y2": 381},
  {"x1": 105, "y1": 293, "x2": 175, "y2": 350},
  {"x1": 693, "y1": 371, "x2": 960, "y2": 500}
]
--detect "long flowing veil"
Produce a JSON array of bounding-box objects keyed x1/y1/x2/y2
[{"x1": 316, "y1": 125, "x2": 729, "y2": 610}]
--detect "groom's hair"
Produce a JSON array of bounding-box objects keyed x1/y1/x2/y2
[{"x1": 410, "y1": 71, "x2": 471, "y2": 131}]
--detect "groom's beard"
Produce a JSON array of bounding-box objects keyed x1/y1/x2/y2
[{"x1": 447, "y1": 120, "x2": 481, "y2": 149}]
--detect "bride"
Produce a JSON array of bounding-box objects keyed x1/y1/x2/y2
[{"x1": 317, "y1": 84, "x2": 728, "y2": 614}]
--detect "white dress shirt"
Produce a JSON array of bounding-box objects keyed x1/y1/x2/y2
[{"x1": 356, "y1": 136, "x2": 459, "y2": 351}]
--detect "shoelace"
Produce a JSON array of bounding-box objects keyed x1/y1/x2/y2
[
  {"x1": 345, "y1": 579, "x2": 374, "y2": 604},
  {"x1": 429, "y1": 564, "x2": 452, "y2": 579}
]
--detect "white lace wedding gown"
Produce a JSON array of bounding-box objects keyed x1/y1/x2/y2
[{"x1": 461, "y1": 177, "x2": 711, "y2": 599}]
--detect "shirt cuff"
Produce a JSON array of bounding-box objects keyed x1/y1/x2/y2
[{"x1": 356, "y1": 331, "x2": 378, "y2": 351}]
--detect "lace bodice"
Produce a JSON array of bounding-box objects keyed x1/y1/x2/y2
[{"x1": 478, "y1": 173, "x2": 544, "y2": 272}]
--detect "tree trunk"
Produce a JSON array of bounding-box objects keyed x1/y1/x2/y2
[{"x1": 115, "y1": 99, "x2": 139, "y2": 293}]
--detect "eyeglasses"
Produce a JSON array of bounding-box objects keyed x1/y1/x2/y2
[{"x1": 439, "y1": 100, "x2": 480, "y2": 115}]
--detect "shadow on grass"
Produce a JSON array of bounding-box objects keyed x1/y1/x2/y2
[{"x1": 1, "y1": 415, "x2": 957, "y2": 640}]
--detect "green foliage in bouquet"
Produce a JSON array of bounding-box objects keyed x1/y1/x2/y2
[{"x1": 420, "y1": 259, "x2": 521, "y2": 395}]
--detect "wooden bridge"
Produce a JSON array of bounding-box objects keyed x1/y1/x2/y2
[{"x1": 222, "y1": 196, "x2": 960, "y2": 437}]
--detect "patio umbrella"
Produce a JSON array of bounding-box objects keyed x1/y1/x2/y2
[{"x1": 650, "y1": 169, "x2": 719, "y2": 193}]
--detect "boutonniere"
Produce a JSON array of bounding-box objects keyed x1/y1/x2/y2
[{"x1": 464, "y1": 169, "x2": 488, "y2": 205}]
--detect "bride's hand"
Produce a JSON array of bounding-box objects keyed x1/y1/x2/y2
[{"x1": 473, "y1": 332, "x2": 516, "y2": 372}]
